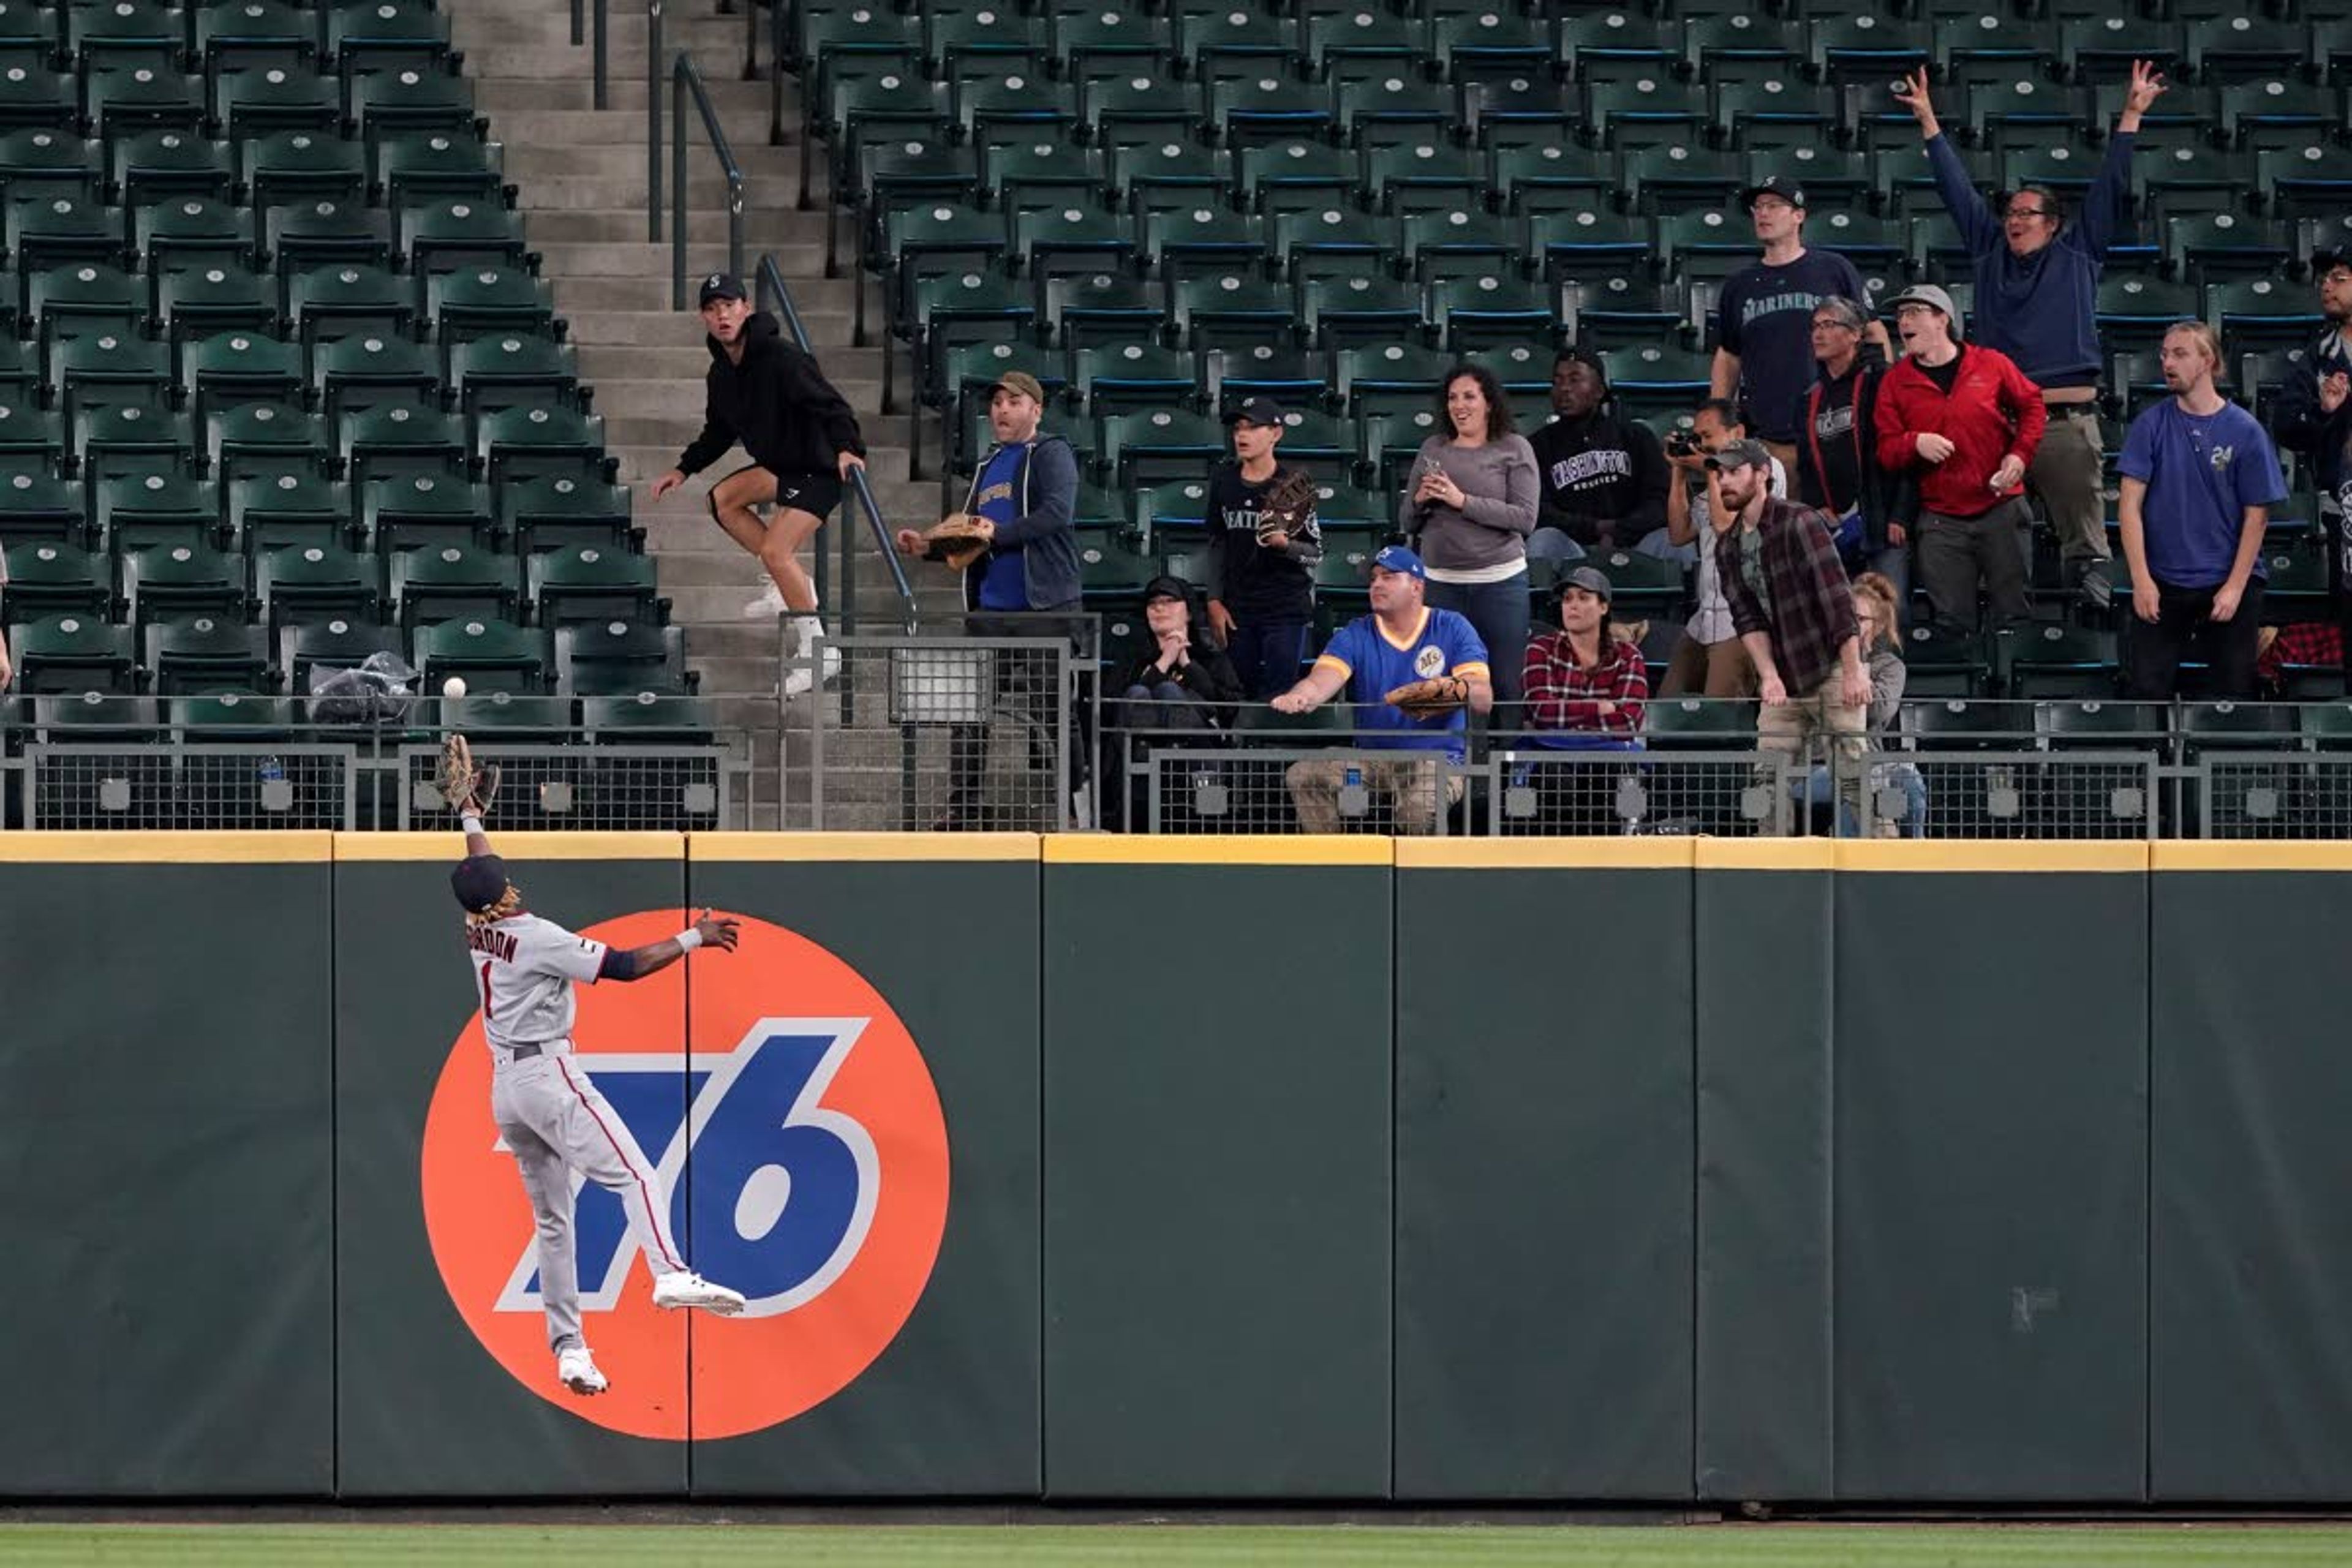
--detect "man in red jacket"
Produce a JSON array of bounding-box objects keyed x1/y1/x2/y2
[{"x1": 1872, "y1": 284, "x2": 2047, "y2": 631}]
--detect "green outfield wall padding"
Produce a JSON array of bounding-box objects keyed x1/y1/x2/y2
[
  {"x1": 0, "y1": 859, "x2": 336, "y2": 1496},
  {"x1": 1393, "y1": 863, "x2": 1695, "y2": 1500},
  {"x1": 334, "y1": 854, "x2": 692, "y2": 1498},
  {"x1": 2150, "y1": 869, "x2": 2352, "y2": 1501},
  {"x1": 1042, "y1": 856, "x2": 1393, "y2": 1499},
  {"x1": 684, "y1": 855, "x2": 1042, "y2": 1496},
  {"x1": 1694, "y1": 862, "x2": 1834, "y2": 1502},
  {"x1": 1831, "y1": 869, "x2": 2149, "y2": 1502}
]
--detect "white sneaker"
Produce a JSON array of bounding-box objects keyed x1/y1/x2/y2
[
  {"x1": 742, "y1": 581, "x2": 789, "y2": 619},
  {"x1": 782, "y1": 662, "x2": 815, "y2": 699},
  {"x1": 557, "y1": 1344, "x2": 608, "y2": 1396},
  {"x1": 652, "y1": 1270, "x2": 746, "y2": 1316},
  {"x1": 818, "y1": 639, "x2": 841, "y2": 686}
]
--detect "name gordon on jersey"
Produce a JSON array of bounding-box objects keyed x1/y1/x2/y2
[{"x1": 466, "y1": 924, "x2": 522, "y2": 962}]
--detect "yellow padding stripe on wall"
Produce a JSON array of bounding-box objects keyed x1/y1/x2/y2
[
  {"x1": 1396, "y1": 838, "x2": 1696, "y2": 869},
  {"x1": 1697, "y1": 840, "x2": 1837, "y2": 872},
  {"x1": 1044, "y1": 834, "x2": 1392, "y2": 867},
  {"x1": 2150, "y1": 841, "x2": 2352, "y2": 872},
  {"x1": 0, "y1": 831, "x2": 334, "y2": 863},
  {"x1": 1836, "y1": 840, "x2": 2150, "y2": 873},
  {"x1": 692, "y1": 832, "x2": 1041, "y2": 862},
  {"x1": 333, "y1": 832, "x2": 684, "y2": 862}
]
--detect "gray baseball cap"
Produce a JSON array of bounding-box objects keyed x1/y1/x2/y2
[
  {"x1": 1705, "y1": 437, "x2": 1774, "y2": 472},
  {"x1": 1558, "y1": 565, "x2": 1613, "y2": 604},
  {"x1": 1885, "y1": 282, "x2": 1964, "y2": 339}
]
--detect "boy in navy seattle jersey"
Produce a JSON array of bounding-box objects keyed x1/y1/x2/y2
[{"x1": 1272, "y1": 546, "x2": 1491, "y2": 833}]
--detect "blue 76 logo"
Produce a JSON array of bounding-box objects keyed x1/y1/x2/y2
[{"x1": 492, "y1": 1019, "x2": 880, "y2": 1321}]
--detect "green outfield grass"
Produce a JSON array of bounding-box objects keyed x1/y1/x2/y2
[{"x1": 7, "y1": 1525, "x2": 2352, "y2": 1568}]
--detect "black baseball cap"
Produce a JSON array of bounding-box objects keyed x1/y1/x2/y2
[
  {"x1": 1227, "y1": 396, "x2": 1287, "y2": 427},
  {"x1": 451, "y1": 853, "x2": 511, "y2": 913},
  {"x1": 1142, "y1": 573, "x2": 1190, "y2": 603},
  {"x1": 2315, "y1": 246, "x2": 2352, "y2": 277},
  {"x1": 1742, "y1": 174, "x2": 1806, "y2": 210},
  {"x1": 697, "y1": 271, "x2": 747, "y2": 307}
]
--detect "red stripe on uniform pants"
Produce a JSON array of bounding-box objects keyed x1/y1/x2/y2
[{"x1": 557, "y1": 1057, "x2": 684, "y2": 1273}]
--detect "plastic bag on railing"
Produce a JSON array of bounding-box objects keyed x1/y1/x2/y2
[{"x1": 307, "y1": 651, "x2": 419, "y2": 725}]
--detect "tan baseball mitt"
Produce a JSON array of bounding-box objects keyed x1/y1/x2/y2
[
  {"x1": 921, "y1": 513, "x2": 990, "y2": 571},
  {"x1": 1384, "y1": 675, "x2": 1469, "y2": 720},
  {"x1": 437, "y1": 731, "x2": 499, "y2": 816},
  {"x1": 1254, "y1": 466, "x2": 1319, "y2": 547}
]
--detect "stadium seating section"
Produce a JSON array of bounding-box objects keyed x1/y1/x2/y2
[
  {"x1": 816, "y1": 0, "x2": 2352, "y2": 692},
  {"x1": 0, "y1": 1, "x2": 702, "y2": 756}
]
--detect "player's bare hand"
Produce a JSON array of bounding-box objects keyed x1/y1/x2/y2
[
  {"x1": 693, "y1": 910, "x2": 741, "y2": 952},
  {"x1": 1915, "y1": 432, "x2": 1957, "y2": 463},
  {"x1": 2321, "y1": 373, "x2": 2349, "y2": 415},
  {"x1": 837, "y1": 450, "x2": 867, "y2": 480},
  {"x1": 2124, "y1": 58, "x2": 2168, "y2": 118},
  {"x1": 650, "y1": 469, "x2": 687, "y2": 500},
  {"x1": 894, "y1": 527, "x2": 924, "y2": 556}
]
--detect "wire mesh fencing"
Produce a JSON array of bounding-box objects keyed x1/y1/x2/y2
[
  {"x1": 1487, "y1": 746, "x2": 1792, "y2": 837},
  {"x1": 396, "y1": 743, "x2": 745, "y2": 832},
  {"x1": 789, "y1": 616, "x2": 1096, "y2": 832},
  {"x1": 14, "y1": 744, "x2": 358, "y2": 830}
]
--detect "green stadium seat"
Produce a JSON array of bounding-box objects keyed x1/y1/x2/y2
[
  {"x1": 581, "y1": 692, "x2": 713, "y2": 741},
  {"x1": 2257, "y1": 141, "x2": 2352, "y2": 221},
  {"x1": 2, "y1": 539, "x2": 110, "y2": 620},
  {"x1": 890, "y1": 270, "x2": 1031, "y2": 415},
  {"x1": 1488, "y1": 143, "x2": 1611, "y2": 217},
  {"x1": 1430, "y1": 9, "x2": 1553, "y2": 85},
  {"x1": 475, "y1": 404, "x2": 608, "y2": 486},
  {"x1": 424, "y1": 264, "x2": 556, "y2": 344},
  {"x1": 2002, "y1": 622, "x2": 2120, "y2": 698},
  {"x1": 341, "y1": 402, "x2": 466, "y2": 486},
  {"x1": 2185, "y1": 15, "x2": 2310, "y2": 84},
  {"x1": 1528, "y1": 209, "x2": 1653, "y2": 284},
  {"x1": 197, "y1": 0, "x2": 317, "y2": 81},
  {"x1": 1559, "y1": 10, "x2": 1675, "y2": 82},
  {"x1": 1340, "y1": 74, "x2": 1461, "y2": 150},
  {"x1": 1047, "y1": 7, "x2": 1169, "y2": 81},
  {"x1": 97, "y1": 473, "x2": 219, "y2": 556},
  {"x1": 1335, "y1": 342, "x2": 1453, "y2": 417},
  {"x1": 1623, "y1": 146, "x2": 1745, "y2": 217},
  {"x1": 1601, "y1": 343, "x2": 1713, "y2": 418},
  {"x1": 322, "y1": 1, "x2": 451, "y2": 87},
  {"x1": 796, "y1": 4, "x2": 916, "y2": 95},
  {"x1": 1300, "y1": 273, "x2": 1425, "y2": 349},
  {"x1": 1237, "y1": 141, "x2": 1357, "y2": 216},
  {"x1": 1134, "y1": 477, "x2": 1213, "y2": 542},
  {"x1": 13, "y1": 611, "x2": 138, "y2": 692},
  {"x1": 232, "y1": 473, "x2": 353, "y2": 550},
  {"x1": 1431, "y1": 272, "x2": 1561, "y2": 350},
  {"x1": 77, "y1": 399, "x2": 183, "y2": 485},
  {"x1": 172, "y1": 693, "x2": 299, "y2": 741},
  {"x1": 10, "y1": 202, "x2": 124, "y2": 298},
  {"x1": 1365, "y1": 141, "x2": 1484, "y2": 216},
  {"x1": 315, "y1": 332, "x2": 439, "y2": 423},
  {"x1": 1271, "y1": 206, "x2": 1386, "y2": 284},
  {"x1": 974, "y1": 139, "x2": 1099, "y2": 215},
  {"x1": 2167, "y1": 211, "x2": 2295, "y2": 282},
  {"x1": 135, "y1": 195, "x2": 249, "y2": 278},
  {"x1": 183, "y1": 330, "x2": 304, "y2": 423},
  {"x1": 245, "y1": 129, "x2": 365, "y2": 214},
  {"x1": 1806, "y1": 13, "x2": 1928, "y2": 82},
  {"x1": 0, "y1": 468, "x2": 84, "y2": 546},
  {"x1": 207, "y1": 400, "x2": 330, "y2": 483},
  {"x1": 557, "y1": 622, "x2": 691, "y2": 697},
  {"x1": 412, "y1": 616, "x2": 545, "y2": 695},
  {"x1": 813, "y1": 74, "x2": 951, "y2": 209},
  {"x1": 146, "y1": 612, "x2": 271, "y2": 693},
  {"x1": 287, "y1": 262, "x2": 412, "y2": 347},
  {"x1": 528, "y1": 543, "x2": 659, "y2": 627},
  {"x1": 281, "y1": 614, "x2": 402, "y2": 692},
  {"x1": 1208, "y1": 77, "x2": 1334, "y2": 148},
  {"x1": 375, "y1": 130, "x2": 506, "y2": 209},
  {"x1": 398, "y1": 197, "x2": 529, "y2": 280},
  {"x1": 498, "y1": 475, "x2": 633, "y2": 556},
  {"x1": 29, "y1": 262, "x2": 138, "y2": 348},
  {"x1": 1176, "y1": 7, "x2": 1293, "y2": 79},
  {"x1": 0, "y1": 130, "x2": 101, "y2": 203},
  {"x1": 951, "y1": 74, "x2": 1079, "y2": 148},
  {"x1": 1067, "y1": 342, "x2": 1194, "y2": 418},
  {"x1": 347, "y1": 68, "x2": 478, "y2": 154},
  {"x1": 2217, "y1": 78, "x2": 2341, "y2": 149},
  {"x1": 54, "y1": 331, "x2": 170, "y2": 422},
  {"x1": 1305, "y1": 8, "x2": 1416, "y2": 83},
  {"x1": 2095, "y1": 275, "x2": 2204, "y2": 353},
  {"x1": 1099, "y1": 409, "x2": 1229, "y2": 486},
  {"x1": 218, "y1": 64, "x2": 340, "y2": 142},
  {"x1": 1900, "y1": 620, "x2": 1994, "y2": 699},
  {"x1": 923, "y1": 7, "x2": 1044, "y2": 78},
  {"x1": 1682, "y1": 13, "x2": 1802, "y2": 80},
  {"x1": 362, "y1": 472, "x2": 492, "y2": 552},
  {"x1": 1213, "y1": 347, "x2": 1329, "y2": 413},
  {"x1": 1363, "y1": 407, "x2": 1445, "y2": 494},
  {"x1": 1075, "y1": 530, "x2": 1159, "y2": 602},
  {"x1": 157, "y1": 263, "x2": 275, "y2": 345},
  {"x1": 1656, "y1": 209, "x2": 1755, "y2": 285},
  {"x1": 0, "y1": 64, "x2": 75, "y2": 134},
  {"x1": 1038, "y1": 274, "x2": 1163, "y2": 350},
  {"x1": 123, "y1": 540, "x2": 246, "y2": 631},
  {"x1": 0, "y1": 4, "x2": 54, "y2": 70},
  {"x1": 69, "y1": 0, "x2": 180, "y2": 77},
  {"x1": 1711, "y1": 78, "x2": 1840, "y2": 153},
  {"x1": 0, "y1": 396, "x2": 65, "y2": 474},
  {"x1": 391, "y1": 542, "x2": 520, "y2": 630},
  {"x1": 1138, "y1": 207, "x2": 1267, "y2": 282},
  {"x1": 1011, "y1": 203, "x2": 1133, "y2": 281},
  {"x1": 1402, "y1": 208, "x2": 1529, "y2": 285},
  {"x1": 446, "y1": 334, "x2": 573, "y2": 421},
  {"x1": 2211, "y1": 277, "x2": 2324, "y2": 350},
  {"x1": 1170, "y1": 272, "x2": 1295, "y2": 350},
  {"x1": 270, "y1": 208, "x2": 398, "y2": 317}
]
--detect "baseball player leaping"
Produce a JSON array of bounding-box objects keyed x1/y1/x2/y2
[{"x1": 441, "y1": 736, "x2": 747, "y2": 1398}]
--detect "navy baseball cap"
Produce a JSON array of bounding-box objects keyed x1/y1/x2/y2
[
  {"x1": 1142, "y1": 573, "x2": 1190, "y2": 603},
  {"x1": 1742, "y1": 174, "x2": 1806, "y2": 209},
  {"x1": 451, "y1": 853, "x2": 511, "y2": 913},
  {"x1": 1227, "y1": 396, "x2": 1287, "y2": 427},
  {"x1": 1372, "y1": 544, "x2": 1427, "y2": 580},
  {"x1": 697, "y1": 271, "x2": 747, "y2": 307}
]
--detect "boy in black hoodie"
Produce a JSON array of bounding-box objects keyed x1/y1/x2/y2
[
  {"x1": 1526, "y1": 347, "x2": 1671, "y2": 560},
  {"x1": 650, "y1": 273, "x2": 867, "y2": 696}
]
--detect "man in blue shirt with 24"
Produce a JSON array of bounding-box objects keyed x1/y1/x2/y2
[{"x1": 2116, "y1": 321, "x2": 2286, "y2": 700}]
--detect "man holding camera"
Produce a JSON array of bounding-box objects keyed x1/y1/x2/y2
[{"x1": 1659, "y1": 399, "x2": 1782, "y2": 696}]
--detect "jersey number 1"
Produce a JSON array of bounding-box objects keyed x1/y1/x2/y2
[{"x1": 478, "y1": 959, "x2": 494, "y2": 1021}]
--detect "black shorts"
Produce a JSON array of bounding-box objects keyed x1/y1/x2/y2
[{"x1": 723, "y1": 464, "x2": 841, "y2": 522}]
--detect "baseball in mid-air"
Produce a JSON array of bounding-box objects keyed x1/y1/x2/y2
[{"x1": 442, "y1": 677, "x2": 467, "y2": 699}]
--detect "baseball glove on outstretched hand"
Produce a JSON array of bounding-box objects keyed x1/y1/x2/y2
[
  {"x1": 1255, "y1": 467, "x2": 1319, "y2": 548},
  {"x1": 1384, "y1": 676, "x2": 1469, "y2": 721},
  {"x1": 437, "y1": 732, "x2": 500, "y2": 816},
  {"x1": 921, "y1": 513, "x2": 990, "y2": 571}
]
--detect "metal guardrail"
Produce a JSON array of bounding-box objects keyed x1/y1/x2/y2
[
  {"x1": 568, "y1": 0, "x2": 611, "y2": 110},
  {"x1": 666, "y1": 53, "x2": 745, "y2": 311},
  {"x1": 644, "y1": 0, "x2": 665, "y2": 243},
  {"x1": 755, "y1": 252, "x2": 917, "y2": 639}
]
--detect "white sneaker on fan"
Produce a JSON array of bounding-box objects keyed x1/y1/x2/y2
[{"x1": 742, "y1": 581, "x2": 788, "y2": 619}]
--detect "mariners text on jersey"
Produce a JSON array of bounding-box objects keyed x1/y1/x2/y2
[{"x1": 1739, "y1": 290, "x2": 1826, "y2": 328}]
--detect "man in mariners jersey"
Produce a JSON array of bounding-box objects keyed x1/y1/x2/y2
[
  {"x1": 1205, "y1": 397, "x2": 1324, "y2": 699},
  {"x1": 452, "y1": 813, "x2": 748, "y2": 1398},
  {"x1": 1272, "y1": 545, "x2": 1491, "y2": 834}
]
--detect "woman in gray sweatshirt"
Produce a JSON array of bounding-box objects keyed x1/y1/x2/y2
[{"x1": 1398, "y1": 364, "x2": 1541, "y2": 706}]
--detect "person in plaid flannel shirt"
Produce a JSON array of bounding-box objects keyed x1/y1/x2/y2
[
  {"x1": 1521, "y1": 565, "x2": 1649, "y2": 748},
  {"x1": 1714, "y1": 438, "x2": 1872, "y2": 826}
]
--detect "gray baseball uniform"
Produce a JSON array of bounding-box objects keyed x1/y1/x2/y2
[{"x1": 467, "y1": 911, "x2": 688, "y2": 1350}]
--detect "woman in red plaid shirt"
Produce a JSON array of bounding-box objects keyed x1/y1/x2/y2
[{"x1": 1521, "y1": 565, "x2": 1649, "y2": 745}]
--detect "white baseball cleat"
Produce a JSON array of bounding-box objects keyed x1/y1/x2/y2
[
  {"x1": 557, "y1": 1345, "x2": 608, "y2": 1396},
  {"x1": 652, "y1": 1271, "x2": 747, "y2": 1316}
]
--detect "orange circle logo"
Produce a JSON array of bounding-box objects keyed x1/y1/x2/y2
[{"x1": 421, "y1": 910, "x2": 950, "y2": 1439}]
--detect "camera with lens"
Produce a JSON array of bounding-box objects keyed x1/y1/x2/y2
[{"x1": 1664, "y1": 428, "x2": 1700, "y2": 458}]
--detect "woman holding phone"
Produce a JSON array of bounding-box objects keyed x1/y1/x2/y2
[{"x1": 1397, "y1": 364, "x2": 1541, "y2": 706}]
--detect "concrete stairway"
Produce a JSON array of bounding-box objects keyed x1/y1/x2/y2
[{"x1": 448, "y1": 0, "x2": 965, "y2": 823}]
